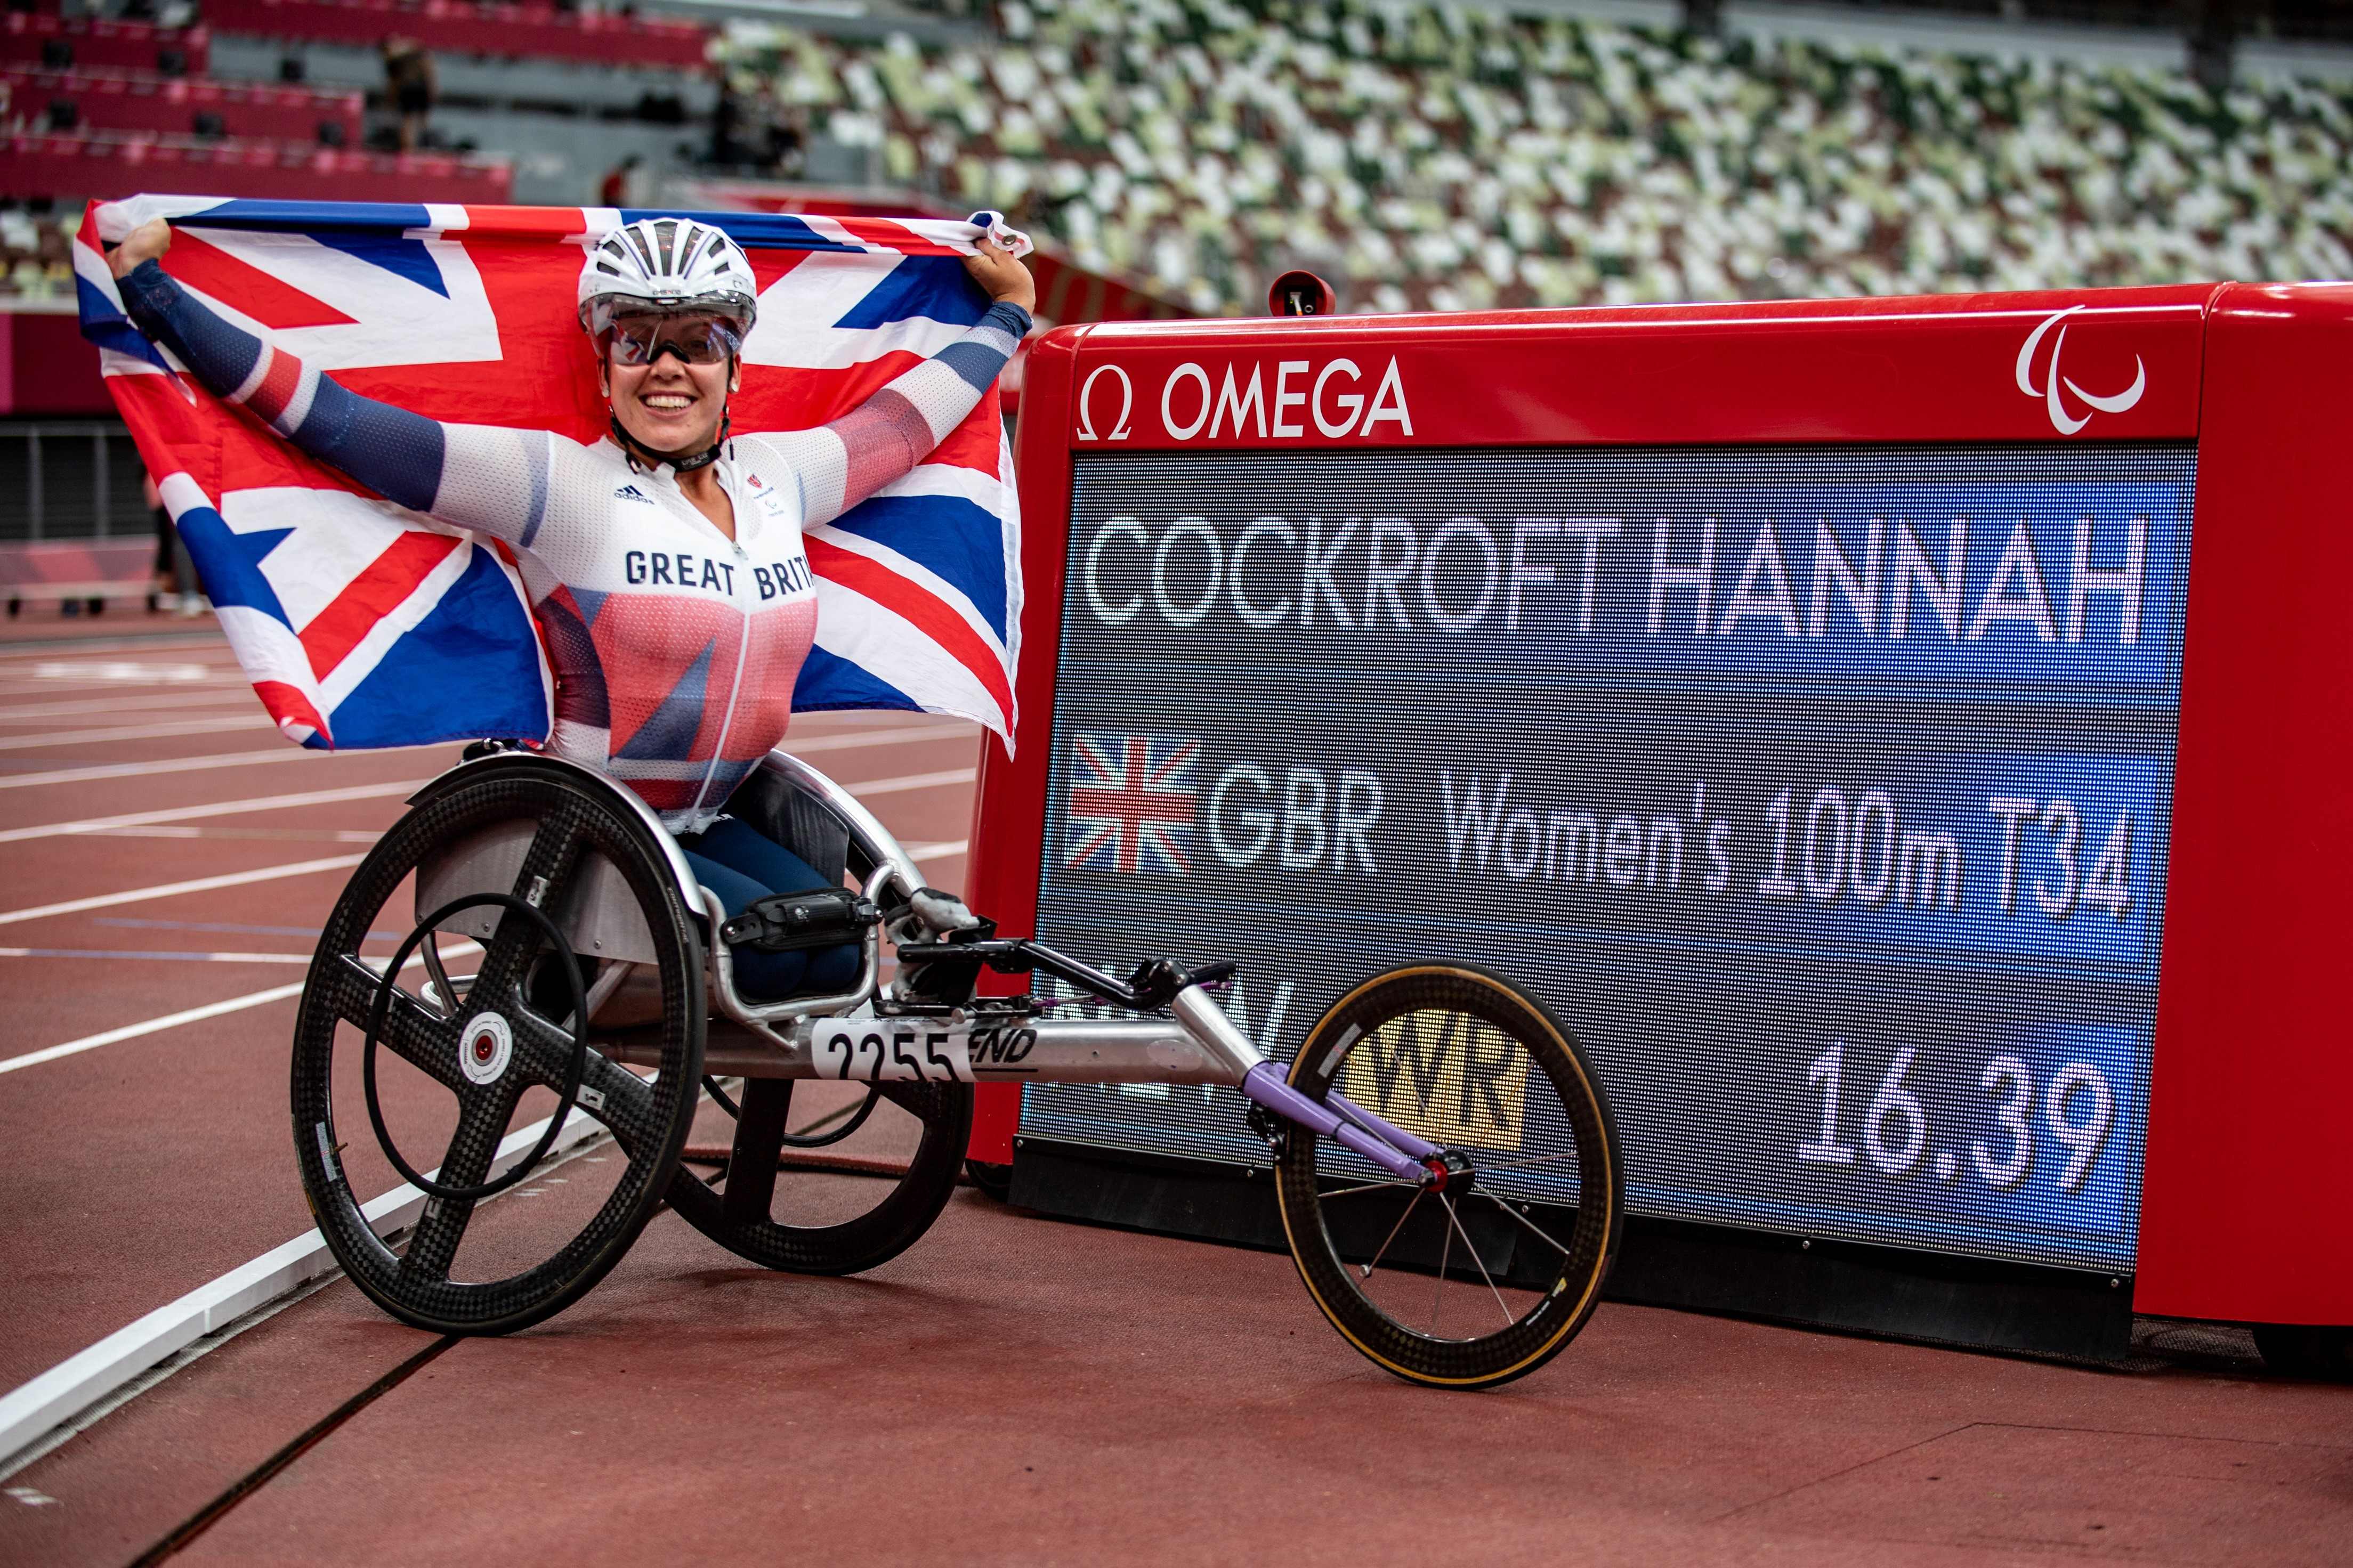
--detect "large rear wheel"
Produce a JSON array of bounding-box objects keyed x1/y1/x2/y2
[{"x1": 290, "y1": 760, "x2": 705, "y2": 1335}]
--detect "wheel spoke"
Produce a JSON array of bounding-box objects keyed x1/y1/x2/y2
[
  {"x1": 724, "y1": 1079, "x2": 794, "y2": 1224},
  {"x1": 1431, "y1": 1199, "x2": 1453, "y2": 1336},
  {"x1": 1468, "y1": 1149, "x2": 1581, "y2": 1177},
  {"x1": 1474, "y1": 1189, "x2": 1579, "y2": 1258},
  {"x1": 572, "y1": 1050, "x2": 662, "y2": 1159},
  {"x1": 508, "y1": 1008, "x2": 584, "y2": 1092},
  {"x1": 1321, "y1": 1175, "x2": 1420, "y2": 1200},
  {"x1": 1441, "y1": 1193, "x2": 1518, "y2": 1331},
  {"x1": 326, "y1": 953, "x2": 464, "y2": 1092},
  {"x1": 400, "y1": 1085, "x2": 519, "y2": 1281},
  {"x1": 468, "y1": 814, "x2": 587, "y2": 1006},
  {"x1": 1356, "y1": 1187, "x2": 1425, "y2": 1280}
]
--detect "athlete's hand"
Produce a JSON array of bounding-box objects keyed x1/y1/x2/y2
[
  {"x1": 110, "y1": 218, "x2": 172, "y2": 280},
  {"x1": 964, "y1": 231, "x2": 1035, "y2": 314}
]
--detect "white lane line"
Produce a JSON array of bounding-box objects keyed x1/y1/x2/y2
[
  {"x1": 0, "y1": 748, "x2": 337, "y2": 791},
  {"x1": 853, "y1": 767, "x2": 976, "y2": 796},
  {"x1": 903, "y1": 839, "x2": 971, "y2": 863},
  {"x1": 0, "y1": 690, "x2": 253, "y2": 723},
  {"x1": 781, "y1": 724, "x2": 974, "y2": 754},
  {"x1": 0, "y1": 715, "x2": 273, "y2": 752},
  {"x1": 0, "y1": 854, "x2": 367, "y2": 928},
  {"x1": 24, "y1": 661, "x2": 212, "y2": 683},
  {"x1": 0, "y1": 727, "x2": 959, "y2": 800},
  {"x1": 0, "y1": 982, "x2": 308, "y2": 1076},
  {"x1": 0, "y1": 1104, "x2": 602, "y2": 1474},
  {"x1": 0, "y1": 948, "x2": 316, "y2": 963},
  {"x1": 70, "y1": 827, "x2": 384, "y2": 843},
  {"x1": 0, "y1": 939, "x2": 479, "y2": 1078},
  {"x1": 0, "y1": 779, "x2": 426, "y2": 844},
  {"x1": 0, "y1": 758, "x2": 966, "y2": 851}
]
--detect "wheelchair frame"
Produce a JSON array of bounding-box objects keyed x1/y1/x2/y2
[
  {"x1": 325, "y1": 742, "x2": 1622, "y2": 1387},
  {"x1": 416, "y1": 747, "x2": 1439, "y2": 1187}
]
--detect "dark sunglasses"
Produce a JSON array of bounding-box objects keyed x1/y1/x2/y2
[{"x1": 602, "y1": 313, "x2": 746, "y2": 367}]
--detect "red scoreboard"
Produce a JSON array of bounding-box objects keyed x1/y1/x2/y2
[{"x1": 965, "y1": 282, "x2": 2353, "y2": 1358}]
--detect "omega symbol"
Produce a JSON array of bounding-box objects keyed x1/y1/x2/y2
[
  {"x1": 1076, "y1": 364, "x2": 1133, "y2": 442},
  {"x1": 2016, "y1": 306, "x2": 2146, "y2": 435}
]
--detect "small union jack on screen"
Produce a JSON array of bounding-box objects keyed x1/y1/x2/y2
[{"x1": 1064, "y1": 733, "x2": 1199, "y2": 875}]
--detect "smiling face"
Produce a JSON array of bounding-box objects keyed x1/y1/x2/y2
[{"x1": 601, "y1": 346, "x2": 738, "y2": 459}]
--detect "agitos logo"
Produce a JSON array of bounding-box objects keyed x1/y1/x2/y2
[
  {"x1": 2016, "y1": 306, "x2": 2146, "y2": 435},
  {"x1": 1341, "y1": 1009, "x2": 1529, "y2": 1150}
]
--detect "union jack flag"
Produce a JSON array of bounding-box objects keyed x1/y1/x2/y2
[
  {"x1": 1064, "y1": 733, "x2": 1199, "y2": 875},
  {"x1": 71, "y1": 196, "x2": 1024, "y2": 750}
]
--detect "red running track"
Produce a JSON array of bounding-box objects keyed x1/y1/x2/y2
[{"x1": 0, "y1": 619, "x2": 2347, "y2": 1566}]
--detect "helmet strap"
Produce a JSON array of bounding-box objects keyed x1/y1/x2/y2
[{"x1": 610, "y1": 406, "x2": 730, "y2": 475}]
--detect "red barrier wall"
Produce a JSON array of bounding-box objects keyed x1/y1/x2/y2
[{"x1": 0, "y1": 306, "x2": 111, "y2": 416}]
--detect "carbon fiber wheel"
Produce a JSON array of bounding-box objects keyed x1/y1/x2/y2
[
  {"x1": 668, "y1": 1076, "x2": 971, "y2": 1274},
  {"x1": 291, "y1": 759, "x2": 705, "y2": 1335},
  {"x1": 1274, "y1": 965, "x2": 1622, "y2": 1390}
]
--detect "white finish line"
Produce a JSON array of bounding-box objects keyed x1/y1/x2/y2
[{"x1": 0, "y1": 1108, "x2": 608, "y2": 1474}]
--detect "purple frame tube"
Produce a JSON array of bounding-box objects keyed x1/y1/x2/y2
[{"x1": 1239, "y1": 1063, "x2": 1428, "y2": 1183}]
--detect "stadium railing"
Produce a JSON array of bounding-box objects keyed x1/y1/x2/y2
[
  {"x1": 203, "y1": 0, "x2": 710, "y2": 71},
  {"x1": 3, "y1": 66, "x2": 364, "y2": 145},
  {"x1": 0, "y1": 15, "x2": 209, "y2": 77},
  {"x1": 1, "y1": 128, "x2": 514, "y2": 204}
]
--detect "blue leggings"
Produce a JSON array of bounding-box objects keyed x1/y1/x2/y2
[{"x1": 678, "y1": 816, "x2": 863, "y2": 1001}]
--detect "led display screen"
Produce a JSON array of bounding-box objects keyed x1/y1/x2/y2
[{"x1": 1023, "y1": 445, "x2": 2194, "y2": 1274}]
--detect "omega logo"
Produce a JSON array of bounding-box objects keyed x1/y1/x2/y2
[
  {"x1": 1076, "y1": 364, "x2": 1133, "y2": 442},
  {"x1": 2017, "y1": 306, "x2": 2146, "y2": 435},
  {"x1": 1074, "y1": 357, "x2": 1413, "y2": 443}
]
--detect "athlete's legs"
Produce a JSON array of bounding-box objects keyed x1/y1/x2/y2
[{"x1": 680, "y1": 816, "x2": 863, "y2": 1000}]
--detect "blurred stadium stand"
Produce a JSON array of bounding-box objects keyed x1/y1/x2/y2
[
  {"x1": 1, "y1": 0, "x2": 2348, "y2": 361},
  {"x1": 705, "y1": 0, "x2": 2353, "y2": 314}
]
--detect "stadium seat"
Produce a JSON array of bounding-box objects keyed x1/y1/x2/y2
[
  {"x1": 711, "y1": 0, "x2": 2353, "y2": 314},
  {"x1": 2, "y1": 66, "x2": 363, "y2": 144},
  {"x1": 0, "y1": 128, "x2": 513, "y2": 205},
  {"x1": 201, "y1": 0, "x2": 710, "y2": 73}
]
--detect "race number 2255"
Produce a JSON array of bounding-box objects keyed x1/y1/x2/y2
[{"x1": 808, "y1": 1021, "x2": 973, "y2": 1083}]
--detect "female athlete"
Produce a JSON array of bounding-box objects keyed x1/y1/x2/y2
[{"x1": 109, "y1": 213, "x2": 1034, "y2": 1000}]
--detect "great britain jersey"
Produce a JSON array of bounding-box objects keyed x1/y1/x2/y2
[{"x1": 120, "y1": 260, "x2": 1029, "y2": 832}]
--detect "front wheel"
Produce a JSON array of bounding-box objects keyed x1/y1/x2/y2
[{"x1": 1274, "y1": 965, "x2": 1622, "y2": 1390}]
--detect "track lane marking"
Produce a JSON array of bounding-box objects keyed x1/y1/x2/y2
[
  {"x1": 0, "y1": 691, "x2": 253, "y2": 723},
  {"x1": 0, "y1": 716, "x2": 275, "y2": 753},
  {"x1": 0, "y1": 749, "x2": 345, "y2": 791},
  {"x1": 0, "y1": 940, "x2": 480, "y2": 1078},
  {"x1": 0, "y1": 749, "x2": 970, "y2": 844},
  {"x1": 0, "y1": 779, "x2": 427, "y2": 844},
  {"x1": 0, "y1": 725, "x2": 963, "y2": 799},
  {"x1": 0, "y1": 1092, "x2": 586, "y2": 1474},
  {"x1": 0, "y1": 982, "x2": 309, "y2": 1077},
  {"x1": 0, "y1": 855, "x2": 368, "y2": 929},
  {"x1": 0, "y1": 948, "x2": 318, "y2": 963}
]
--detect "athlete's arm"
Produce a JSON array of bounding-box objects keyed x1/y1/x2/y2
[
  {"x1": 112, "y1": 231, "x2": 565, "y2": 549},
  {"x1": 761, "y1": 238, "x2": 1032, "y2": 529}
]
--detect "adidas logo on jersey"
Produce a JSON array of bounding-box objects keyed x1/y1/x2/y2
[{"x1": 614, "y1": 483, "x2": 654, "y2": 503}]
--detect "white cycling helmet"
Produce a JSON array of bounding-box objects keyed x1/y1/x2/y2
[{"x1": 577, "y1": 216, "x2": 759, "y2": 334}]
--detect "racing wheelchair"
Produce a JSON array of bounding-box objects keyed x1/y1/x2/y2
[{"x1": 292, "y1": 745, "x2": 1624, "y2": 1390}]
